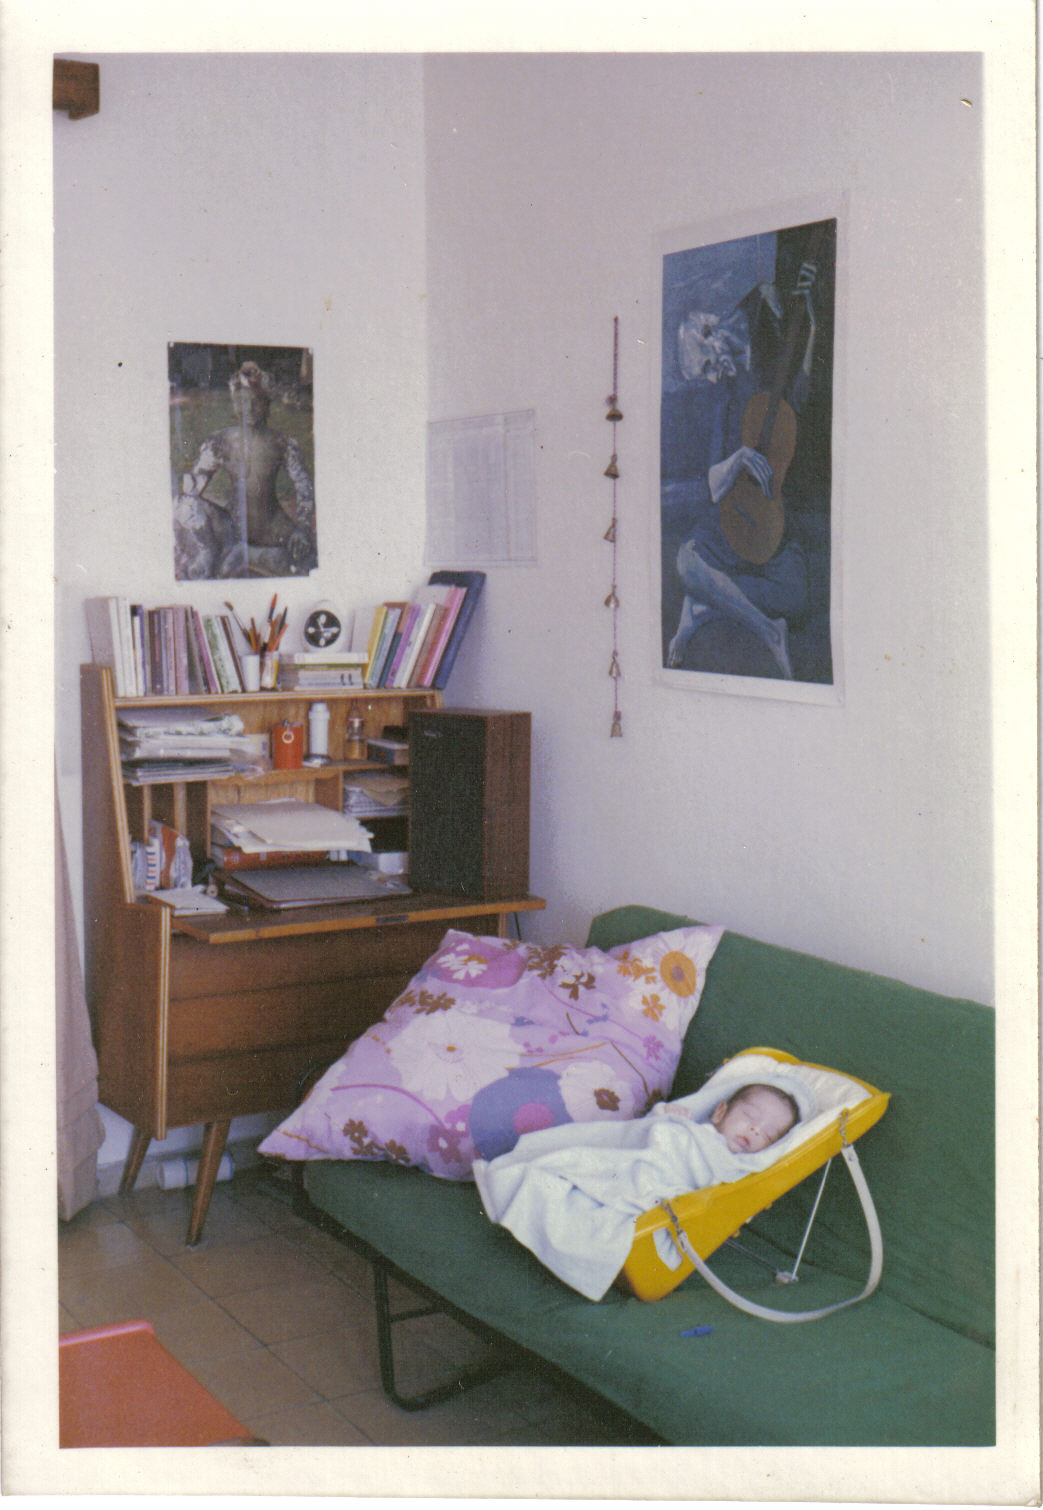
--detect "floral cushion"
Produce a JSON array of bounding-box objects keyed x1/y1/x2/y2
[{"x1": 258, "y1": 923, "x2": 724, "y2": 1178}]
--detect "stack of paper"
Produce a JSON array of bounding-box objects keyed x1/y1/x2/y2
[
  {"x1": 211, "y1": 799, "x2": 373, "y2": 854},
  {"x1": 278, "y1": 651, "x2": 367, "y2": 689},
  {"x1": 119, "y1": 707, "x2": 264, "y2": 781},
  {"x1": 119, "y1": 707, "x2": 249, "y2": 746}
]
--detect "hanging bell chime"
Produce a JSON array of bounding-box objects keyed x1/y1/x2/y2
[
  {"x1": 603, "y1": 518, "x2": 617, "y2": 543},
  {"x1": 604, "y1": 454, "x2": 620, "y2": 479}
]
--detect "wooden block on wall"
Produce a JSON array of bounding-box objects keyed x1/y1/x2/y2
[{"x1": 54, "y1": 59, "x2": 100, "y2": 119}]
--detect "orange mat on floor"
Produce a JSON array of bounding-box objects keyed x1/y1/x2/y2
[{"x1": 59, "y1": 1318, "x2": 263, "y2": 1447}]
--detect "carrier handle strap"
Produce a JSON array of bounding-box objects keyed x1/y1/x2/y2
[{"x1": 659, "y1": 1142, "x2": 883, "y2": 1325}]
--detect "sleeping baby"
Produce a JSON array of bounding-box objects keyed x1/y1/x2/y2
[
  {"x1": 688, "y1": 1082, "x2": 797, "y2": 1153},
  {"x1": 473, "y1": 1081, "x2": 800, "y2": 1300}
]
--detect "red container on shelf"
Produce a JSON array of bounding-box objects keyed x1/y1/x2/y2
[{"x1": 271, "y1": 719, "x2": 304, "y2": 769}]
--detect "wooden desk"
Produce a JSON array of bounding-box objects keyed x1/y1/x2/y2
[
  {"x1": 60, "y1": 1319, "x2": 263, "y2": 1446},
  {"x1": 80, "y1": 664, "x2": 545, "y2": 1244},
  {"x1": 110, "y1": 890, "x2": 543, "y2": 1244}
]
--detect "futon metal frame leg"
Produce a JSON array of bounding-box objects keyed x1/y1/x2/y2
[{"x1": 372, "y1": 1262, "x2": 508, "y2": 1411}]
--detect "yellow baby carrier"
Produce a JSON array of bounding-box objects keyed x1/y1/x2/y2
[{"x1": 620, "y1": 1048, "x2": 890, "y2": 1322}]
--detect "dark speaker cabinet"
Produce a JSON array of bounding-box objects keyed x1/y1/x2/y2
[{"x1": 408, "y1": 709, "x2": 531, "y2": 899}]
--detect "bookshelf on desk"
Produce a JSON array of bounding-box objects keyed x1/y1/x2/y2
[{"x1": 80, "y1": 665, "x2": 544, "y2": 1243}]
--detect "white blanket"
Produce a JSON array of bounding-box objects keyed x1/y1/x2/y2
[
  {"x1": 473, "y1": 1054, "x2": 869, "y2": 1301},
  {"x1": 474, "y1": 1104, "x2": 762, "y2": 1300}
]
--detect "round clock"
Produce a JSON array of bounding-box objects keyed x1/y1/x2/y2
[{"x1": 303, "y1": 600, "x2": 344, "y2": 651}]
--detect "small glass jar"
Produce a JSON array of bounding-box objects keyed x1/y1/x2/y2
[{"x1": 344, "y1": 713, "x2": 367, "y2": 760}]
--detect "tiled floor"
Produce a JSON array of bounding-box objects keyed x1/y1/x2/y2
[{"x1": 58, "y1": 1163, "x2": 657, "y2": 1447}]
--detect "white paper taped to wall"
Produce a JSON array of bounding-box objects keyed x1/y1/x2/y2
[{"x1": 426, "y1": 409, "x2": 538, "y2": 564}]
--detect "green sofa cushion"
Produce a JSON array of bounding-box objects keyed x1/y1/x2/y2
[{"x1": 304, "y1": 1157, "x2": 994, "y2": 1446}]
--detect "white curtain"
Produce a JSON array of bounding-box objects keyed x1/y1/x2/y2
[{"x1": 56, "y1": 778, "x2": 105, "y2": 1219}]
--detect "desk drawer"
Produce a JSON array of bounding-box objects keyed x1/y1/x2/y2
[
  {"x1": 169, "y1": 920, "x2": 453, "y2": 998},
  {"x1": 166, "y1": 1042, "x2": 353, "y2": 1126},
  {"x1": 168, "y1": 974, "x2": 407, "y2": 1060}
]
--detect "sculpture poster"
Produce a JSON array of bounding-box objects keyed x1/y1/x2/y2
[
  {"x1": 169, "y1": 342, "x2": 317, "y2": 580},
  {"x1": 658, "y1": 213, "x2": 838, "y2": 693}
]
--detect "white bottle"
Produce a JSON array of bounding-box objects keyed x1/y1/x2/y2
[{"x1": 308, "y1": 701, "x2": 331, "y2": 760}]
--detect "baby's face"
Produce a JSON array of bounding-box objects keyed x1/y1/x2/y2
[{"x1": 711, "y1": 1087, "x2": 795, "y2": 1154}]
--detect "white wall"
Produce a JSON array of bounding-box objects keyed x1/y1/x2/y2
[
  {"x1": 424, "y1": 52, "x2": 993, "y2": 1003},
  {"x1": 54, "y1": 52, "x2": 428, "y2": 1159}
]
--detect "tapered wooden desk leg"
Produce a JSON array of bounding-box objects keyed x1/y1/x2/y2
[
  {"x1": 119, "y1": 1128, "x2": 151, "y2": 1195},
  {"x1": 186, "y1": 1120, "x2": 231, "y2": 1246}
]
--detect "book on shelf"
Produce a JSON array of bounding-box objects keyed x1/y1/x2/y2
[
  {"x1": 378, "y1": 602, "x2": 417, "y2": 687},
  {"x1": 116, "y1": 596, "x2": 139, "y2": 695},
  {"x1": 190, "y1": 608, "x2": 220, "y2": 694},
  {"x1": 394, "y1": 602, "x2": 438, "y2": 687},
  {"x1": 146, "y1": 607, "x2": 164, "y2": 694},
  {"x1": 414, "y1": 586, "x2": 464, "y2": 685},
  {"x1": 130, "y1": 604, "x2": 147, "y2": 696},
  {"x1": 162, "y1": 607, "x2": 177, "y2": 694},
  {"x1": 427, "y1": 570, "x2": 486, "y2": 688},
  {"x1": 157, "y1": 609, "x2": 175, "y2": 693},
  {"x1": 85, "y1": 596, "x2": 134, "y2": 696},
  {"x1": 280, "y1": 650, "x2": 368, "y2": 667},
  {"x1": 87, "y1": 596, "x2": 258, "y2": 697},
  {"x1": 355, "y1": 572, "x2": 484, "y2": 691},
  {"x1": 210, "y1": 841, "x2": 332, "y2": 872},
  {"x1": 220, "y1": 613, "x2": 247, "y2": 691},
  {"x1": 172, "y1": 606, "x2": 190, "y2": 695},
  {"x1": 364, "y1": 602, "x2": 405, "y2": 688},
  {"x1": 390, "y1": 590, "x2": 443, "y2": 687},
  {"x1": 85, "y1": 576, "x2": 485, "y2": 698},
  {"x1": 409, "y1": 603, "x2": 448, "y2": 685},
  {"x1": 183, "y1": 610, "x2": 207, "y2": 695},
  {"x1": 144, "y1": 607, "x2": 165, "y2": 697},
  {"x1": 361, "y1": 610, "x2": 386, "y2": 683},
  {"x1": 278, "y1": 668, "x2": 364, "y2": 689},
  {"x1": 201, "y1": 614, "x2": 242, "y2": 693}
]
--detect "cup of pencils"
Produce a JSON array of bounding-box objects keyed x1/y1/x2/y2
[{"x1": 232, "y1": 595, "x2": 288, "y2": 691}]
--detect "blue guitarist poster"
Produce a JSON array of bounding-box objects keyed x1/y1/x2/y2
[{"x1": 659, "y1": 211, "x2": 838, "y2": 693}]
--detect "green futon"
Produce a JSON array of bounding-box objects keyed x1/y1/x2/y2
[{"x1": 297, "y1": 905, "x2": 995, "y2": 1446}]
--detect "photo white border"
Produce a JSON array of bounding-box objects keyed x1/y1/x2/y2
[{"x1": 2, "y1": 4, "x2": 1038, "y2": 1504}]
